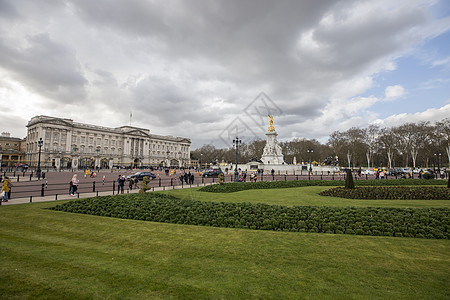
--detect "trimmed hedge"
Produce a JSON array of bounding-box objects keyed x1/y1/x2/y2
[
  {"x1": 199, "y1": 179, "x2": 448, "y2": 193},
  {"x1": 49, "y1": 194, "x2": 450, "y2": 239},
  {"x1": 319, "y1": 186, "x2": 450, "y2": 200}
]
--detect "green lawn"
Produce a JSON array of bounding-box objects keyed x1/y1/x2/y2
[
  {"x1": 0, "y1": 187, "x2": 449, "y2": 299},
  {"x1": 161, "y1": 186, "x2": 450, "y2": 208}
]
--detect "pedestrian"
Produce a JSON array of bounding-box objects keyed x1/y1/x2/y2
[
  {"x1": 190, "y1": 173, "x2": 194, "y2": 184},
  {"x1": 1, "y1": 176, "x2": 12, "y2": 203},
  {"x1": 179, "y1": 174, "x2": 184, "y2": 185},
  {"x1": 102, "y1": 175, "x2": 106, "y2": 185},
  {"x1": 184, "y1": 173, "x2": 189, "y2": 184},
  {"x1": 119, "y1": 176, "x2": 125, "y2": 194},
  {"x1": 128, "y1": 177, "x2": 133, "y2": 190},
  {"x1": 69, "y1": 180, "x2": 73, "y2": 195},
  {"x1": 70, "y1": 174, "x2": 79, "y2": 196}
]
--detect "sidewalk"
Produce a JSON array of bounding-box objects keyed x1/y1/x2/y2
[{"x1": 1, "y1": 182, "x2": 215, "y2": 206}]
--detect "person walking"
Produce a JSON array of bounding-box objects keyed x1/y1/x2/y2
[
  {"x1": 179, "y1": 174, "x2": 184, "y2": 185},
  {"x1": 118, "y1": 176, "x2": 125, "y2": 194},
  {"x1": 128, "y1": 178, "x2": 133, "y2": 190},
  {"x1": 70, "y1": 174, "x2": 79, "y2": 196},
  {"x1": 1, "y1": 176, "x2": 12, "y2": 203}
]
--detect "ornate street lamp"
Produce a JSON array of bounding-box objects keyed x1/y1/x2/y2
[
  {"x1": 233, "y1": 136, "x2": 241, "y2": 182},
  {"x1": 307, "y1": 148, "x2": 313, "y2": 174},
  {"x1": 36, "y1": 138, "x2": 43, "y2": 179},
  {"x1": 434, "y1": 152, "x2": 442, "y2": 174},
  {"x1": 96, "y1": 147, "x2": 100, "y2": 169},
  {"x1": 166, "y1": 150, "x2": 170, "y2": 167},
  {"x1": 200, "y1": 153, "x2": 203, "y2": 171}
]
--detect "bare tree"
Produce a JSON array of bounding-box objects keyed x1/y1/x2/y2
[
  {"x1": 436, "y1": 118, "x2": 450, "y2": 167},
  {"x1": 364, "y1": 125, "x2": 379, "y2": 168},
  {"x1": 377, "y1": 128, "x2": 397, "y2": 168}
]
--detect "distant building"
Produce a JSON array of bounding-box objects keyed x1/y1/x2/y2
[
  {"x1": 0, "y1": 132, "x2": 26, "y2": 167},
  {"x1": 25, "y1": 116, "x2": 191, "y2": 169}
]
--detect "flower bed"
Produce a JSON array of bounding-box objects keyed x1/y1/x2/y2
[
  {"x1": 199, "y1": 179, "x2": 447, "y2": 193},
  {"x1": 319, "y1": 186, "x2": 449, "y2": 200},
  {"x1": 49, "y1": 193, "x2": 450, "y2": 239}
]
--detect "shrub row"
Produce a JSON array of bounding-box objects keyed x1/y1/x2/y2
[
  {"x1": 49, "y1": 194, "x2": 450, "y2": 239},
  {"x1": 319, "y1": 186, "x2": 450, "y2": 200},
  {"x1": 199, "y1": 179, "x2": 447, "y2": 193}
]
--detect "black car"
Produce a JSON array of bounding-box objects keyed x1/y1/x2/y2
[
  {"x1": 128, "y1": 172, "x2": 156, "y2": 182},
  {"x1": 202, "y1": 169, "x2": 224, "y2": 177},
  {"x1": 386, "y1": 168, "x2": 404, "y2": 176}
]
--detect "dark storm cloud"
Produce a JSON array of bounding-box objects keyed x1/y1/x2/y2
[
  {"x1": 0, "y1": 0, "x2": 447, "y2": 146},
  {"x1": 131, "y1": 74, "x2": 229, "y2": 126},
  {"x1": 0, "y1": 0, "x2": 19, "y2": 19},
  {"x1": 0, "y1": 33, "x2": 87, "y2": 101},
  {"x1": 70, "y1": 0, "x2": 337, "y2": 90}
]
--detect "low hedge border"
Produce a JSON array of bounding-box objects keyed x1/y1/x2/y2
[
  {"x1": 319, "y1": 186, "x2": 450, "y2": 200},
  {"x1": 49, "y1": 194, "x2": 450, "y2": 239},
  {"x1": 199, "y1": 179, "x2": 447, "y2": 193}
]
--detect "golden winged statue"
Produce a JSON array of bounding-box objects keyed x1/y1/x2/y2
[{"x1": 268, "y1": 114, "x2": 275, "y2": 132}]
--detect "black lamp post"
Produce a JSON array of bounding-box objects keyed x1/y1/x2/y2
[
  {"x1": 307, "y1": 148, "x2": 313, "y2": 174},
  {"x1": 166, "y1": 150, "x2": 170, "y2": 167},
  {"x1": 96, "y1": 147, "x2": 100, "y2": 169},
  {"x1": 233, "y1": 136, "x2": 241, "y2": 182},
  {"x1": 434, "y1": 152, "x2": 442, "y2": 174},
  {"x1": 36, "y1": 138, "x2": 43, "y2": 179},
  {"x1": 200, "y1": 153, "x2": 203, "y2": 171}
]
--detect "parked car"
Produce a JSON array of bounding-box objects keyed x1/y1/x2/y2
[
  {"x1": 15, "y1": 163, "x2": 29, "y2": 169},
  {"x1": 386, "y1": 168, "x2": 403, "y2": 176},
  {"x1": 361, "y1": 169, "x2": 375, "y2": 175},
  {"x1": 401, "y1": 168, "x2": 412, "y2": 174},
  {"x1": 202, "y1": 169, "x2": 224, "y2": 177},
  {"x1": 127, "y1": 171, "x2": 156, "y2": 182}
]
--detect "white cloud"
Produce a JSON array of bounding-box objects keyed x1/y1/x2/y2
[
  {"x1": 373, "y1": 103, "x2": 450, "y2": 128},
  {"x1": 385, "y1": 85, "x2": 406, "y2": 100},
  {"x1": 432, "y1": 56, "x2": 450, "y2": 67}
]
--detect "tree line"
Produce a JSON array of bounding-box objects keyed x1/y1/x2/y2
[{"x1": 191, "y1": 118, "x2": 450, "y2": 169}]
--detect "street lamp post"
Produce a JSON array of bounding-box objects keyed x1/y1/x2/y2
[
  {"x1": 307, "y1": 148, "x2": 313, "y2": 174},
  {"x1": 434, "y1": 152, "x2": 442, "y2": 175},
  {"x1": 166, "y1": 150, "x2": 170, "y2": 168},
  {"x1": 200, "y1": 153, "x2": 203, "y2": 171},
  {"x1": 233, "y1": 137, "x2": 241, "y2": 182},
  {"x1": 96, "y1": 147, "x2": 100, "y2": 169},
  {"x1": 36, "y1": 138, "x2": 43, "y2": 179}
]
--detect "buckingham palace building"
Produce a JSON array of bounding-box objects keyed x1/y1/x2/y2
[{"x1": 25, "y1": 116, "x2": 191, "y2": 169}]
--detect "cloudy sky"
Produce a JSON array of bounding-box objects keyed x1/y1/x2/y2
[{"x1": 1, "y1": 0, "x2": 449, "y2": 149}]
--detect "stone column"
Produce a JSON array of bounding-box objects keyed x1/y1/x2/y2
[{"x1": 55, "y1": 153, "x2": 61, "y2": 171}]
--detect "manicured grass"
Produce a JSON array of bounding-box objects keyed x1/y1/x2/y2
[
  {"x1": 1, "y1": 190, "x2": 449, "y2": 299},
  {"x1": 161, "y1": 186, "x2": 450, "y2": 208}
]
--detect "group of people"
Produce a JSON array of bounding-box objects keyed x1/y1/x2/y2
[
  {"x1": 116, "y1": 175, "x2": 132, "y2": 194},
  {"x1": 1, "y1": 176, "x2": 12, "y2": 204},
  {"x1": 179, "y1": 172, "x2": 195, "y2": 185}
]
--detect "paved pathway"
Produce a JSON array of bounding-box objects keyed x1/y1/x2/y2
[{"x1": 1, "y1": 182, "x2": 214, "y2": 206}]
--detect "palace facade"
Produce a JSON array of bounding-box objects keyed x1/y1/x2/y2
[
  {"x1": 25, "y1": 116, "x2": 191, "y2": 169},
  {"x1": 0, "y1": 132, "x2": 26, "y2": 167}
]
